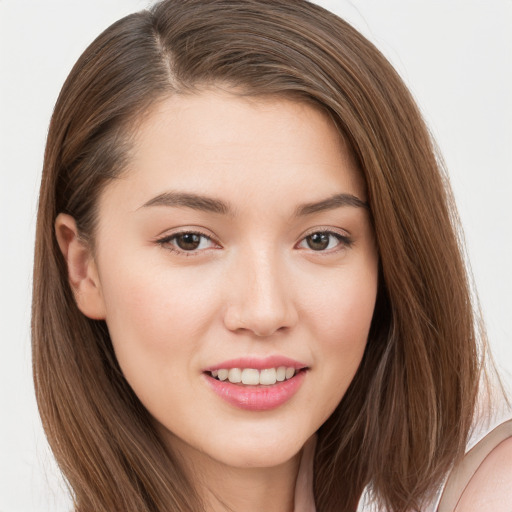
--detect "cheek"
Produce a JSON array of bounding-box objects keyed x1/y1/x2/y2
[
  {"x1": 306, "y1": 266, "x2": 377, "y2": 345},
  {"x1": 304, "y1": 265, "x2": 378, "y2": 412},
  {"x1": 101, "y1": 259, "x2": 218, "y2": 342},
  {"x1": 97, "y1": 263, "x2": 220, "y2": 400}
]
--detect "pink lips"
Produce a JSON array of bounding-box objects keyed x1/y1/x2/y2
[
  {"x1": 203, "y1": 356, "x2": 308, "y2": 411},
  {"x1": 204, "y1": 355, "x2": 307, "y2": 372}
]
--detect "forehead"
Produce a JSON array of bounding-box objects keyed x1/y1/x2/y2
[{"x1": 106, "y1": 90, "x2": 366, "y2": 214}]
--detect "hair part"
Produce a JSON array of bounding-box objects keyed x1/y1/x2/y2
[{"x1": 33, "y1": 1, "x2": 485, "y2": 510}]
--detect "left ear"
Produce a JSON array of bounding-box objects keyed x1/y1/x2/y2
[{"x1": 55, "y1": 213, "x2": 106, "y2": 320}]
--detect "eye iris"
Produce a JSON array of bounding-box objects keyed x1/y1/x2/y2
[
  {"x1": 176, "y1": 233, "x2": 201, "y2": 250},
  {"x1": 307, "y1": 232, "x2": 330, "y2": 251}
]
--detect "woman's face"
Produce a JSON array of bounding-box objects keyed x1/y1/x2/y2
[{"x1": 87, "y1": 91, "x2": 378, "y2": 470}]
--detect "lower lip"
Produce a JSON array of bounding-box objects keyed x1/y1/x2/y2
[{"x1": 204, "y1": 371, "x2": 306, "y2": 411}]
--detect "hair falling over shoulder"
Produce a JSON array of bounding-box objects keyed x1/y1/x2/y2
[{"x1": 33, "y1": 1, "x2": 491, "y2": 510}]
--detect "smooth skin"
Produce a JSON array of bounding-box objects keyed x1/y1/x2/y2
[{"x1": 56, "y1": 90, "x2": 379, "y2": 511}]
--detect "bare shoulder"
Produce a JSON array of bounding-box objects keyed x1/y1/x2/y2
[{"x1": 454, "y1": 436, "x2": 512, "y2": 511}]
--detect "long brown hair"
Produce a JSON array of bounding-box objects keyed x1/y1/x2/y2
[{"x1": 33, "y1": 1, "x2": 484, "y2": 510}]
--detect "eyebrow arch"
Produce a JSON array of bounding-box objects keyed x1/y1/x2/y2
[
  {"x1": 295, "y1": 193, "x2": 369, "y2": 216},
  {"x1": 140, "y1": 191, "x2": 232, "y2": 215}
]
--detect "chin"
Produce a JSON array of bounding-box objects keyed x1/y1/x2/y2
[{"x1": 208, "y1": 432, "x2": 308, "y2": 469}]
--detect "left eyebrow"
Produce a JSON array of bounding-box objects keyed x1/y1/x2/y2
[
  {"x1": 140, "y1": 191, "x2": 232, "y2": 215},
  {"x1": 295, "y1": 193, "x2": 369, "y2": 216}
]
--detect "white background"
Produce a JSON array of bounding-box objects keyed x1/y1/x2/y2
[{"x1": 0, "y1": 1, "x2": 510, "y2": 510}]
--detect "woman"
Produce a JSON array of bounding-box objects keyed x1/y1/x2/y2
[{"x1": 32, "y1": 1, "x2": 511, "y2": 511}]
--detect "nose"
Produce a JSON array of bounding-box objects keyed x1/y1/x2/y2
[{"x1": 223, "y1": 249, "x2": 298, "y2": 337}]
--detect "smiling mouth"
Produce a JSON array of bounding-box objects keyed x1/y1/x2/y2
[
  {"x1": 204, "y1": 365, "x2": 308, "y2": 410},
  {"x1": 206, "y1": 367, "x2": 306, "y2": 386}
]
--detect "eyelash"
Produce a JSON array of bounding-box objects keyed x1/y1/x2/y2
[
  {"x1": 156, "y1": 230, "x2": 219, "y2": 256},
  {"x1": 156, "y1": 229, "x2": 352, "y2": 256},
  {"x1": 296, "y1": 230, "x2": 353, "y2": 253}
]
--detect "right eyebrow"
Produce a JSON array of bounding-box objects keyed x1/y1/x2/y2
[
  {"x1": 140, "y1": 191, "x2": 233, "y2": 215},
  {"x1": 295, "y1": 193, "x2": 368, "y2": 216}
]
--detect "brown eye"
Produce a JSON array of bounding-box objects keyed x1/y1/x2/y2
[
  {"x1": 175, "y1": 233, "x2": 202, "y2": 250},
  {"x1": 157, "y1": 231, "x2": 215, "y2": 253},
  {"x1": 306, "y1": 232, "x2": 331, "y2": 251},
  {"x1": 298, "y1": 231, "x2": 352, "y2": 252}
]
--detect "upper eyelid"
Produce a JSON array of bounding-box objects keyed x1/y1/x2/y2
[
  {"x1": 155, "y1": 227, "x2": 217, "y2": 242},
  {"x1": 156, "y1": 230, "x2": 219, "y2": 249},
  {"x1": 298, "y1": 226, "x2": 352, "y2": 239}
]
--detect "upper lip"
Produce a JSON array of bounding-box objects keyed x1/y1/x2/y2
[{"x1": 203, "y1": 355, "x2": 309, "y2": 372}]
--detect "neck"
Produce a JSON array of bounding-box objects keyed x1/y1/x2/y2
[
  {"x1": 202, "y1": 459, "x2": 301, "y2": 512},
  {"x1": 169, "y1": 436, "x2": 302, "y2": 512}
]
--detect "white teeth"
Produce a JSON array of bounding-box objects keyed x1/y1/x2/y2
[
  {"x1": 210, "y1": 366, "x2": 299, "y2": 385},
  {"x1": 241, "y1": 368, "x2": 260, "y2": 385},
  {"x1": 260, "y1": 368, "x2": 277, "y2": 385},
  {"x1": 228, "y1": 368, "x2": 242, "y2": 383},
  {"x1": 276, "y1": 366, "x2": 286, "y2": 381}
]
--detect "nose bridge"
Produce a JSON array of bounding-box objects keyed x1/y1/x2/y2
[{"x1": 224, "y1": 244, "x2": 297, "y2": 336}]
